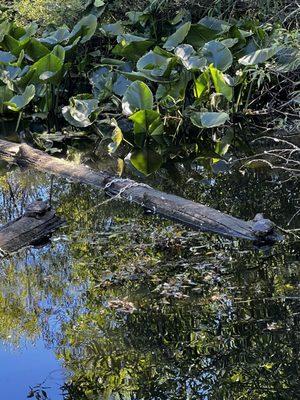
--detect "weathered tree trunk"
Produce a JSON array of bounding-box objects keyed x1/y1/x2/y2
[
  {"x1": 0, "y1": 202, "x2": 63, "y2": 255},
  {"x1": 0, "y1": 139, "x2": 280, "y2": 242}
]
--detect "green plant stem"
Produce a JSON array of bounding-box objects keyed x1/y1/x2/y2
[{"x1": 15, "y1": 112, "x2": 22, "y2": 133}]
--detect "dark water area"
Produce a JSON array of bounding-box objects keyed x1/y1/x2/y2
[{"x1": 0, "y1": 153, "x2": 299, "y2": 399}]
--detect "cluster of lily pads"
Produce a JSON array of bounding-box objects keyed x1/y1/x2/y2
[
  {"x1": 63, "y1": 11, "x2": 298, "y2": 174},
  {"x1": 0, "y1": 5, "x2": 299, "y2": 175},
  {"x1": 0, "y1": 14, "x2": 97, "y2": 124}
]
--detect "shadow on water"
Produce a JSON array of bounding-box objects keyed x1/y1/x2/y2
[{"x1": 0, "y1": 155, "x2": 299, "y2": 399}]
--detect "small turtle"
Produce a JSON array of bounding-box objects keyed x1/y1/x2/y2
[
  {"x1": 252, "y1": 213, "x2": 275, "y2": 238},
  {"x1": 24, "y1": 200, "x2": 51, "y2": 218}
]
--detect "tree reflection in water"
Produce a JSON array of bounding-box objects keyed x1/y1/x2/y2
[{"x1": 0, "y1": 164, "x2": 299, "y2": 400}]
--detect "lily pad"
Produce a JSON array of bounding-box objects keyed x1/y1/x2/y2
[
  {"x1": 203, "y1": 41, "x2": 233, "y2": 71},
  {"x1": 4, "y1": 84, "x2": 35, "y2": 111},
  {"x1": 122, "y1": 81, "x2": 153, "y2": 116},
  {"x1": 130, "y1": 149, "x2": 162, "y2": 175},
  {"x1": 191, "y1": 111, "x2": 229, "y2": 128}
]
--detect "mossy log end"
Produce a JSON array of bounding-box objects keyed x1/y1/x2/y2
[{"x1": 0, "y1": 139, "x2": 281, "y2": 243}]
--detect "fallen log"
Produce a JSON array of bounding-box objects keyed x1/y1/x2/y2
[
  {"x1": 0, "y1": 200, "x2": 64, "y2": 255},
  {"x1": 0, "y1": 139, "x2": 281, "y2": 243}
]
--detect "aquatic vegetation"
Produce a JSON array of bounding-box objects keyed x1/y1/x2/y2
[{"x1": 0, "y1": 1, "x2": 299, "y2": 175}]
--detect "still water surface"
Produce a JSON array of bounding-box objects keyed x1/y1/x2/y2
[{"x1": 0, "y1": 157, "x2": 299, "y2": 399}]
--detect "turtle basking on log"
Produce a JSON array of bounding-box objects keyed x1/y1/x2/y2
[
  {"x1": 24, "y1": 199, "x2": 51, "y2": 218},
  {"x1": 252, "y1": 213, "x2": 275, "y2": 238},
  {"x1": 0, "y1": 199, "x2": 63, "y2": 255},
  {"x1": 251, "y1": 213, "x2": 282, "y2": 245}
]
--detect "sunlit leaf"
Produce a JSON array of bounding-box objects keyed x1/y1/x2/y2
[
  {"x1": 130, "y1": 149, "x2": 162, "y2": 175},
  {"x1": 163, "y1": 22, "x2": 191, "y2": 51},
  {"x1": 191, "y1": 111, "x2": 229, "y2": 128},
  {"x1": 175, "y1": 44, "x2": 206, "y2": 71},
  {"x1": 113, "y1": 34, "x2": 154, "y2": 60},
  {"x1": 199, "y1": 17, "x2": 231, "y2": 33},
  {"x1": 122, "y1": 81, "x2": 153, "y2": 116},
  {"x1": 69, "y1": 14, "x2": 97, "y2": 44},
  {"x1": 4, "y1": 84, "x2": 35, "y2": 111},
  {"x1": 203, "y1": 41, "x2": 233, "y2": 71},
  {"x1": 239, "y1": 47, "x2": 278, "y2": 65},
  {"x1": 209, "y1": 65, "x2": 233, "y2": 101},
  {"x1": 186, "y1": 24, "x2": 217, "y2": 48},
  {"x1": 62, "y1": 95, "x2": 99, "y2": 127},
  {"x1": 29, "y1": 51, "x2": 63, "y2": 84},
  {"x1": 89, "y1": 67, "x2": 114, "y2": 100},
  {"x1": 129, "y1": 110, "x2": 163, "y2": 146},
  {"x1": 193, "y1": 69, "x2": 210, "y2": 99},
  {"x1": 137, "y1": 50, "x2": 175, "y2": 78},
  {"x1": 108, "y1": 119, "x2": 123, "y2": 153}
]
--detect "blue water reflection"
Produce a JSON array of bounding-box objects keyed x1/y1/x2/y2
[{"x1": 0, "y1": 340, "x2": 64, "y2": 399}]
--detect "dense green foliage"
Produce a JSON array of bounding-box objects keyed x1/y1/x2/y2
[{"x1": 0, "y1": 1, "x2": 299, "y2": 176}]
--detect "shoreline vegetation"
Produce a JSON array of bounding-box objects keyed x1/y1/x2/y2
[{"x1": 0, "y1": 0, "x2": 299, "y2": 176}]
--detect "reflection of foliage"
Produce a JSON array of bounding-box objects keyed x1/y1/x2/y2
[
  {"x1": 0, "y1": 167, "x2": 299, "y2": 398},
  {"x1": 0, "y1": 263, "x2": 39, "y2": 344},
  {"x1": 60, "y1": 237, "x2": 300, "y2": 399}
]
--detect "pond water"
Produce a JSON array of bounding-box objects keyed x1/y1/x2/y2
[{"x1": 0, "y1": 153, "x2": 299, "y2": 399}]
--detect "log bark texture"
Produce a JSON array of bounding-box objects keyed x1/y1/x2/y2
[
  {"x1": 0, "y1": 139, "x2": 280, "y2": 242},
  {"x1": 0, "y1": 202, "x2": 63, "y2": 255}
]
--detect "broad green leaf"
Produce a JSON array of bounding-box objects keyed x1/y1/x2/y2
[
  {"x1": 4, "y1": 84, "x2": 35, "y2": 111},
  {"x1": 29, "y1": 52, "x2": 63, "y2": 84},
  {"x1": 215, "y1": 129, "x2": 234, "y2": 157},
  {"x1": 157, "y1": 70, "x2": 191, "y2": 103},
  {"x1": 203, "y1": 41, "x2": 233, "y2": 71},
  {"x1": 175, "y1": 44, "x2": 206, "y2": 71},
  {"x1": 221, "y1": 38, "x2": 239, "y2": 48},
  {"x1": 129, "y1": 110, "x2": 163, "y2": 146},
  {"x1": 0, "y1": 50, "x2": 16, "y2": 64},
  {"x1": 209, "y1": 65, "x2": 233, "y2": 101},
  {"x1": 122, "y1": 81, "x2": 153, "y2": 116},
  {"x1": 0, "y1": 86, "x2": 14, "y2": 113},
  {"x1": 0, "y1": 20, "x2": 11, "y2": 42},
  {"x1": 130, "y1": 149, "x2": 162, "y2": 175},
  {"x1": 112, "y1": 75, "x2": 130, "y2": 96},
  {"x1": 175, "y1": 44, "x2": 194, "y2": 60},
  {"x1": 113, "y1": 34, "x2": 155, "y2": 60},
  {"x1": 40, "y1": 28, "x2": 70, "y2": 46},
  {"x1": 191, "y1": 111, "x2": 229, "y2": 128},
  {"x1": 137, "y1": 50, "x2": 174, "y2": 78},
  {"x1": 239, "y1": 47, "x2": 278, "y2": 66},
  {"x1": 69, "y1": 14, "x2": 97, "y2": 44},
  {"x1": 193, "y1": 69, "x2": 210, "y2": 99},
  {"x1": 108, "y1": 119, "x2": 123, "y2": 153},
  {"x1": 185, "y1": 24, "x2": 217, "y2": 48},
  {"x1": 3, "y1": 35, "x2": 31, "y2": 57},
  {"x1": 52, "y1": 45, "x2": 65, "y2": 62},
  {"x1": 126, "y1": 11, "x2": 149, "y2": 25},
  {"x1": 199, "y1": 17, "x2": 231, "y2": 33},
  {"x1": 273, "y1": 47, "x2": 300, "y2": 72},
  {"x1": 101, "y1": 22, "x2": 125, "y2": 36},
  {"x1": 62, "y1": 95, "x2": 99, "y2": 127},
  {"x1": 170, "y1": 9, "x2": 190, "y2": 25},
  {"x1": 24, "y1": 38, "x2": 50, "y2": 61},
  {"x1": 163, "y1": 22, "x2": 191, "y2": 51},
  {"x1": 19, "y1": 22, "x2": 38, "y2": 42},
  {"x1": 95, "y1": 0, "x2": 105, "y2": 6},
  {"x1": 89, "y1": 67, "x2": 114, "y2": 100}
]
